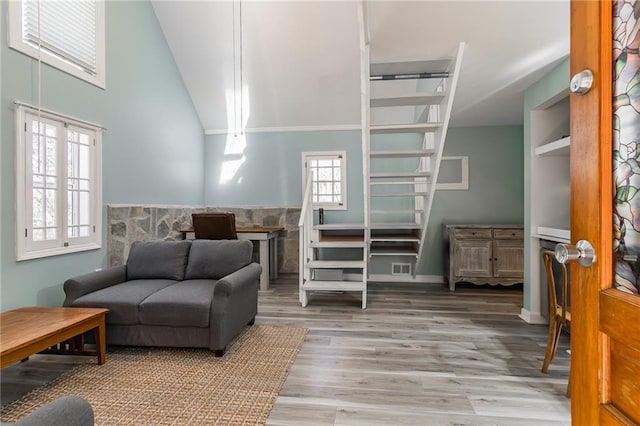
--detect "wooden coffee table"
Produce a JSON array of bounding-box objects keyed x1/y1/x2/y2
[{"x1": 0, "y1": 307, "x2": 108, "y2": 368}]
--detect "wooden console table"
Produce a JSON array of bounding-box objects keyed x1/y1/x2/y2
[
  {"x1": 180, "y1": 225, "x2": 284, "y2": 291},
  {"x1": 444, "y1": 224, "x2": 524, "y2": 291},
  {"x1": 0, "y1": 307, "x2": 108, "y2": 368}
]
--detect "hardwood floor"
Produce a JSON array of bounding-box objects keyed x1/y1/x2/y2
[
  {"x1": 1, "y1": 274, "x2": 571, "y2": 425},
  {"x1": 260, "y1": 275, "x2": 571, "y2": 425}
]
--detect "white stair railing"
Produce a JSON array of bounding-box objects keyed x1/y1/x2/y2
[
  {"x1": 298, "y1": 173, "x2": 314, "y2": 302},
  {"x1": 415, "y1": 42, "x2": 466, "y2": 270},
  {"x1": 358, "y1": 0, "x2": 371, "y2": 267}
]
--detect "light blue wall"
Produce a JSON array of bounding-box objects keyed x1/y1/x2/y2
[
  {"x1": 204, "y1": 126, "x2": 523, "y2": 277},
  {"x1": 368, "y1": 125, "x2": 525, "y2": 276},
  {"x1": 0, "y1": 4, "x2": 3, "y2": 294},
  {"x1": 523, "y1": 58, "x2": 570, "y2": 311},
  {"x1": 204, "y1": 131, "x2": 364, "y2": 224},
  {"x1": 0, "y1": 1, "x2": 204, "y2": 310},
  {"x1": 0, "y1": 7, "x2": 3, "y2": 294}
]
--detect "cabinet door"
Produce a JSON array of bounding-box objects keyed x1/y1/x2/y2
[
  {"x1": 493, "y1": 239, "x2": 523, "y2": 278},
  {"x1": 454, "y1": 239, "x2": 492, "y2": 277}
]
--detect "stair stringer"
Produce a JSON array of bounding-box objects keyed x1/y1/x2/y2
[{"x1": 414, "y1": 42, "x2": 466, "y2": 275}]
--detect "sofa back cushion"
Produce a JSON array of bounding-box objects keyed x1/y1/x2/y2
[
  {"x1": 185, "y1": 240, "x2": 253, "y2": 280},
  {"x1": 127, "y1": 240, "x2": 192, "y2": 280}
]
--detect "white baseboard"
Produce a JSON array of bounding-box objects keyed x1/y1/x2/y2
[
  {"x1": 519, "y1": 308, "x2": 547, "y2": 324},
  {"x1": 343, "y1": 273, "x2": 445, "y2": 284}
]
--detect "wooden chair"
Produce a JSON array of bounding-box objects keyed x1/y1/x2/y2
[
  {"x1": 541, "y1": 249, "x2": 571, "y2": 396},
  {"x1": 192, "y1": 212, "x2": 238, "y2": 240}
]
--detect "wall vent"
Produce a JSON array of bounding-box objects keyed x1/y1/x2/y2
[{"x1": 392, "y1": 263, "x2": 411, "y2": 276}]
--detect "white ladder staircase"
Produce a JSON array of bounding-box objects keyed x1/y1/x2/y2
[
  {"x1": 298, "y1": 4, "x2": 464, "y2": 308},
  {"x1": 298, "y1": 172, "x2": 369, "y2": 308},
  {"x1": 364, "y1": 42, "x2": 465, "y2": 275}
]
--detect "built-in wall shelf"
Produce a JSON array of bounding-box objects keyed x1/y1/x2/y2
[
  {"x1": 525, "y1": 66, "x2": 570, "y2": 325},
  {"x1": 535, "y1": 136, "x2": 570, "y2": 156},
  {"x1": 533, "y1": 226, "x2": 570, "y2": 244}
]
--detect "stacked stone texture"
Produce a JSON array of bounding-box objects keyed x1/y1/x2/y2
[{"x1": 108, "y1": 206, "x2": 301, "y2": 273}]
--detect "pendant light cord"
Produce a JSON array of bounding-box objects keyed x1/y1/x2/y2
[
  {"x1": 37, "y1": 0, "x2": 42, "y2": 123},
  {"x1": 232, "y1": 1, "x2": 237, "y2": 137},
  {"x1": 239, "y1": 0, "x2": 243, "y2": 135}
]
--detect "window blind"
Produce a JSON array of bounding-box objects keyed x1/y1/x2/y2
[{"x1": 22, "y1": 0, "x2": 97, "y2": 75}]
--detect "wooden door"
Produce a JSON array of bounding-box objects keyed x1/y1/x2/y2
[{"x1": 570, "y1": 1, "x2": 640, "y2": 423}]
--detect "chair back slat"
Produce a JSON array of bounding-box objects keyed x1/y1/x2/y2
[{"x1": 192, "y1": 213, "x2": 238, "y2": 240}]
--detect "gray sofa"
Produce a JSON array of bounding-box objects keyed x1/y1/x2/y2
[
  {"x1": 3, "y1": 396, "x2": 94, "y2": 426},
  {"x1": 63, "y1": 239, "x2": 261, "y2": 356}
]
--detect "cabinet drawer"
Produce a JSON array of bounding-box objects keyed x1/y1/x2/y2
[
  {"x1": 493, "y1": 229, "x2": 524, "y2": 239},
  {"x1": 454, "y1": 228, "x2": 492, "y2": 239}
]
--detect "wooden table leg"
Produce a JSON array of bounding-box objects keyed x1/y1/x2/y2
[
  {"x1": 270, "y1": 237, "x2": 279, "y2": 281},
  {"x1": 94, "y1": 323, "x2": 106, "y2": 365},
  {"x1": 259, "y1": 239, "x2": 269, "y2": 291}
]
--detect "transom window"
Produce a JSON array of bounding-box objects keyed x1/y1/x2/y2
[
  {"x1": 302, "y1": 151, "x2": 347, "y2": 210},
  {"x1": 16, "y1": 104, "x2": 102, "y2": 260},
  {"x1": 8, "y1": 0, "x2": 106, "y2": 88}
]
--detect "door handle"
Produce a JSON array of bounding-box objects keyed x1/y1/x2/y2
[{"x1": 555, "y1": 240, "x2": 596, "y2": 267}]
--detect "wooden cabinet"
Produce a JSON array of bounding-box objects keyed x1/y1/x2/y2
[{"x1": 444, "y1": 224, "x2": 524, "y2": 291}]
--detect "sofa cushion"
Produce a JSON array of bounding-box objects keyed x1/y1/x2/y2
[
  {"x1": 69, "y1": 279, "x2": 178, "y2": 325},
  {"x1": 185, "y1": 240, "x2": 253, "y2": 280},
  {"x1": 138, "y1": 280, "x2": 216, "y2": 327},
  {"x1": 127, "y1": 240, "x2": 191, "y2": 280}
]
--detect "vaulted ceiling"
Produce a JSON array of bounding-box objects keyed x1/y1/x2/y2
[{"x1": 151, "y1": 1, "x2": 570, "y2": 132}]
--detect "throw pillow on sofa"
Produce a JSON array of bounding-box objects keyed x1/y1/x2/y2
[
  {"x1": 185, "y1": 239, "x2": 253, "y2": 279},
  {"x1": 126, "y1": 240, "x2": 191, "y2": 281}
]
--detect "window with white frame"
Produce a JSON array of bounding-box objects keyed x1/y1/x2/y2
[
  {"x1": 302, "y1": 151, "x2": 347, "y2": 210},
  {"x1": 8, "y1": 0, "x2": 106, "y2": 88},
  {"x1": 15, "y1": 105, "x2": 102, "y2": 261}
]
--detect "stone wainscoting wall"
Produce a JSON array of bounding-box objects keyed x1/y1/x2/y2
[{"x1": 107, "y1": 205, "x2": 301, "y2": 273}]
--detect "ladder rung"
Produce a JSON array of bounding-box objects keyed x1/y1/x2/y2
[
  {"x1": 371, "y1": 192, "x2": 428, "y2": 197},
  {"x1": 306, "y1": 260, "x2": 366, "y2": 269},
  {"x1": 313, "y1": 224, "x2": 366, "y2": 230},
  {"x1": 370, "y1": 150, "x2": 435, "y2": 158},
  {"x1": 371, "y1": 235, "x2": 420, "y2": 242},
  {"x1": 370, "y1": 93, "x2": 445, "y2": 108},
  {"x1": 371, "y1": 210, "x2": 422, "y2": 214},
  {"x1": 370, "y1": 123, "x2": 441, "y2": 134},
  {"x1": 310, "y1": 241, "x2": 367, "y2": 248},
  {"x1": 370, "y1": 246, "x2": 419, "y2": 256},
  {"x1": 371, "y1": 223, "x2": 422, "y2": 230},
  {"x1": 370, "y1": 60, "x2": 451, "y2": 77},
  {"x1": 370, "y1": 172, "x2": 432, "y2": 179},
  {"x1": 369, "y1": 180, "x2": 431, "y2": 186},
  {"x1": 302, "y1": 280, "x2": 365, "y2": 291}
]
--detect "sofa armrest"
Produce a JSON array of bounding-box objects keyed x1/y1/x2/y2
[
  {"x1": 12, "y1": 396, "x2": 94, "y2": 426},
  {"x1": 209, "y1": 262, "x2": 261, "y2": 352},
  {"x1": 214, "y1": 263, "x2": 262, "y2": 298},
  {"x1": 63, "y1": 265, "x2": 127, "y2": 306}
]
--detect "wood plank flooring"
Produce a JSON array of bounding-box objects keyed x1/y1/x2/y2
[
  {"x1": 1, "y1": 274, "x2": 571, "y2": 425},
  {"x1": 260, "y1": 275, "x2": 571, "y2": 425}
]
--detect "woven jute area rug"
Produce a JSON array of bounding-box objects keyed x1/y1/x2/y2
[{"x1": 1, "y1": 325, "x2": 307, "y2": 425}]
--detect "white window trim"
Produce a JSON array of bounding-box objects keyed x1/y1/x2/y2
[
  {"x1": 436, "y1": 156, "x2": 469, "y2": 190},
  {"x1": 15, "y1": 104, "x2": 103, "y2": 261},
  {"x1": 8, "y1": 1, "x2": 106, "y2": 89},
  {"x1": 302, "y1": 151, "x2": 347, "y2": 211}
]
